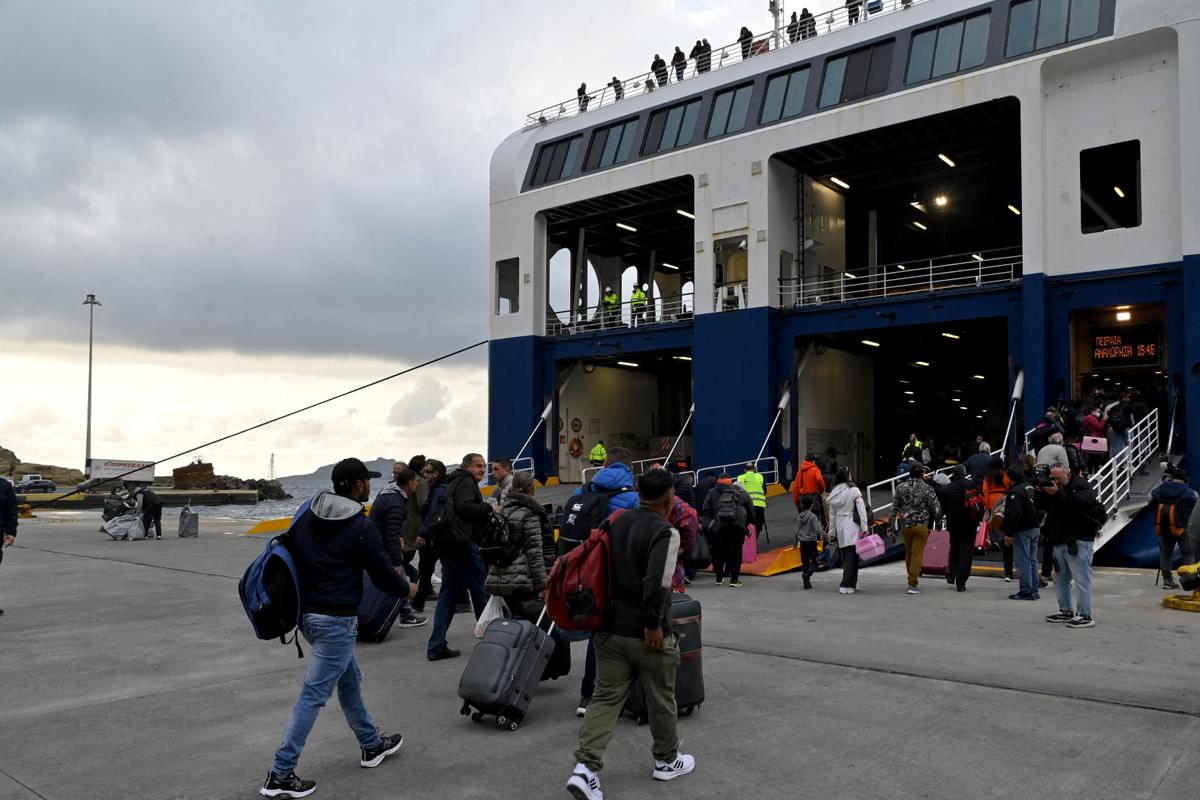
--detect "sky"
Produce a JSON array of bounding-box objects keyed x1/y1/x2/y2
[{"x1": 0, "y1": 0, "x2": 756, "y2": 479}]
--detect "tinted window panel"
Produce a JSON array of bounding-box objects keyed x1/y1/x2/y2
[
  {"x1": 864, "y1": 41, "x2": 893, "y2": 96},
  {"x1": 819, "y1": 56, "x2": 846, "y2": 107},
  {"x1": 677, "y1": 101, "x2": 701, "y2": 147},
  {"x1": 1036, "y1": 0, "x2": 1069, "y2": 49},
  {"x1": 1067, "y1": 0, "x2": 1100, "y2": 40},
  {"x1": 906, "y1": 29, "x2": 936, "y2": 83},
  {"x1": 584, "y1": 130, "x2": 607, "y2": 171},
  {"x1": 660, "y1": 104, "x2": 685, "y2": 150},
  {"x1": 932, "y1": 20, "x2": 964, "y2": 78},
  {"x1": 707, "y1": 91, "x2": 734, "y2": 138},
  {"x1": 727, "y1": 85, "x2": 753, "y2": 133},
  {"x1": 841, "y1": 48, "x2": 871, "y2": 101},
  {"x1": 960, "y1": 14, "x2": 991, "y2": 68},
  {"x1": 615, "y1": 120, "x2": 639, "y2": 163},
  {"x1": 781, "y1": 67, "x2": 809, "y2": 117},
  {"x1": 1006, "y1": 0, "x2": 1037, "y2": 56},
  {"x1": 599, "y1": 127, "x2": 622, "y2": 167},
  {"x1": 761, "y1": 74, "x2": 787, "y2": 122},
  {"x1": 643, "y1": 111, "x2": 667, "y2": 155},
  {"x1": 533, "y1": 146, "x2": 553, "y2": 185},
  {"x1": 552, "y1": 140, "x2": 574, "y2": 176},
  {"x1": 561, "y1": 137, "x2": 581, "y2": 178}
]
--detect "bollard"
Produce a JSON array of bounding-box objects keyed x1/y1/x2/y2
[{"x1": 1162, "y1": 563, "x2": 1200, "y2": 612}]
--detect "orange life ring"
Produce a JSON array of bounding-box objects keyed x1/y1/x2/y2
[{"x1": 568, "y1": 437, "x2": 584, "y2": 458}]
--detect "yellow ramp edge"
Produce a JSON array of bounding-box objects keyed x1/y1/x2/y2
[
  {"x1": 545, "y1": 476, "x2": 560, "y2": 486},
  {"x1": 765, "y1": 483, "x2": 787, "y2": 499}
]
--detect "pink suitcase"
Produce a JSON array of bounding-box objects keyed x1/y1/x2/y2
[
  {"x1": 855, "y1": 532, "x2": 886, "y2": 562},
  {"x1": 741, "y1": 524, "x2": 758, "y2": 564},
  {"x1": 1080, "y1": 436, "x2": 1108, "y2": 454},
  {"x1": 920, "y1": 528, "x2": 950, "y2": 576}
]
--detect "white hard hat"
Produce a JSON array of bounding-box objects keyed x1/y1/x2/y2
[{"x1": 605, "y1": 286, "x2": 611, "y2": 292}]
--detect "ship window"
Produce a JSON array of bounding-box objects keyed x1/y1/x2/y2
[
  {"x1": 1080, "y1": 140, "x2": 1141, "y2": 234},
  {"x1": 647, "y1": 98, "x2": 702, "y2": 153},
  {"x1": 1007, "y1": 0, "x2": 1099, "y2": 57},
  {"x1": 760, "y1": 66, "x2": 810, "y2": 123},
  {"x1": 907, "y1": 13, "x2": 991, "y2": 85},
  {"x1": 495, "y1": 258, "x2": 520, "y2": 315},
  {"x1": 586, "y1": 118, "x2": 640, "y2": 171},
  {"x1": 531, "y1": 135, "x2": 583, "y2": 187},
  {"x1": 818, "y1": 40, "x2": 893, "y2": 109},
  {"x1": 707, "y1": 83, "x2": 753, "y2": 138}
]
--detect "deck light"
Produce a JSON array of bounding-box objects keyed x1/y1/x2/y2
[
  {"x1": 661, "y1": 262, "x2": 679, "y2": 270},
  {"x1": 676, "y1": 209, "x2": 695, "y2": 219},
  {"x1": 830, "y1": 176, "x2": 850, "y2": 189},
  {"x1": 898, "y1": 379, "x2": 911, "y2": 384},
  {"x1": 971, "y1": 374, "x2": 985, "y2": 380},
  {"x1": 910, "y1": 201, "x2": 926, "y2": 212},
  {"x1": 913, "y1": 221, "x2": 927, "y2": 231},
  {"x1": 938, "y1": 153, "x2": 956, "y2": 167},
  {"x1": 845, "y1": 272, "x2": 858, "y2": 279},
  {"x1": 960, "y1": 406, "x2": 969, "y2": 411},
  {"x1": 1008, "y1": 204, "x2": 1021, "y2": 215},
  {"x1": 616, "y1": 222, "x2": 638, "y2": 232},
  {"x1": 934, "y1": 195, "x2": 948, "y2": 207},
  {"x1": 1116, "y1": 311, "x2": 1131, "y2": 321},
  {"x1": 862, "y1": 339, "x2": 881, "y2": 347},
  {"x1": 617, "y1": 361, "x2": 639, "y2": 368},
  {"x1": 673, "y1": 355, "x2": 692, "y2": 361},
  {"x1": 907, "y1": 399, "x2": 916, "y2": 404},
  {"x1": 896, "y1": 264, "x2": 907, "y2": 271},
  {"x1": 971, "y1": 253, "x2": 983, "y2": 261},
  {"x1": 1113, "y1": 186, "x2": 1125, "y2": 198},
  {"x1": 904, "y1": 390, "x2": 914, "y2": 395},
  {"x1": 976, "y1": 414, "x2": 984, "y2": 419},
  {"x1": 941, "y1": 332, "x2": 960, "y2": 340}
]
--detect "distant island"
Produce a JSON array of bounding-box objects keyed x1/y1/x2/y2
[{"x1": 278, "y1": 458, "x2": 397, "y2": 484}]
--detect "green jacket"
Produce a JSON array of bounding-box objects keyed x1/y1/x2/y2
[
  {"x1": 589, "y1": 443, "x2": 607, "y2": 462},
  {"x1": 737, "y1": 471, "x2": 766, "y2": 508}
]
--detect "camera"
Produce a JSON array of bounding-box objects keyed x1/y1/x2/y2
[{"x1": 1032, "y1": 464, "x2": 1055, "y2": 488}]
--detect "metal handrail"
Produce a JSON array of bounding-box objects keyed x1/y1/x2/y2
[
  {"x1": 780, "y1": 247, "x2": 1021, "y2": 309},
  {"x1": 865, "y1": 465, "x2": 955, "y2": 518},
  {"x1": 547, "y1": 292, "x2": 694, "y2": 336},
  {"x1": 1089, "y1": 408, "x2": 1159, "y2": 519},
  {"x1": 579, "y1": 460, "x2": 696, "y2": 487},
  {"x1": 1022, "y1": 425, "x2": 1038, "y2": 455},
  {"x1": 714, "y1": 281, "x2": 750, "y2": 312},
  {"x1": 525, "y1": 0, "x2": 931, "y2": 127},
  {"x1": 484, "y1": 457, "x2": 535, "y2": 487},
  {"x1": 695, "y1": 457, "x2": 780, "y2": 487}
]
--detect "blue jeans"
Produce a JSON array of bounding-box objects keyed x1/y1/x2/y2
[
  {"x1": 1013, "y1": 528, "x2": 1041, "y2": 596},
  {"x1": 1053, "y1": 540, "x2": 1094, "y2": 618},
  {"x1": 272, "y1": 614, "x2": 381, "y2": 776},
  {"x1": 427, "y1": 545, "x2": 489, "y2": 657}
]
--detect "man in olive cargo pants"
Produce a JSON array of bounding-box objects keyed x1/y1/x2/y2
[{"x1": 566, "y1": 469, "x2": 695, "y2": 800}]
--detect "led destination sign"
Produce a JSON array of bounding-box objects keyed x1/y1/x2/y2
[{"x1": 1091, "y1": 325, "x2": 1160, "y2": 368}]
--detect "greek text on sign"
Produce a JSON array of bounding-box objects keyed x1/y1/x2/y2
[{"x1": 1091, "y1": 325, "x2": 1160, "y2": 368}]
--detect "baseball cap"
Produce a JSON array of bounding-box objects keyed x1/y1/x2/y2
[{"x1": 331, "y1": 457, "x2": 381, "y2": 489}]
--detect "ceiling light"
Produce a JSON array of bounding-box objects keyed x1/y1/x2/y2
[
  {"x1": 830, "y1": 176, "x2": 850, "y2": 189},
  {"x1": 861, "y1": 339, "x2": 881, "y2": 347},
  {"x1": 1008, "y1": 204, "x2": 1021, "y2": 216},
  {"x1": 904, "y1": 390, "x2": 914, "y2": 395},
  {"x1": 1115, "y1": 305, "x2": 1131, "y2": 310},
  {"x1": 896, "y1": 264, "x2": 906, "y2": 271},
  {"x1": 898, "y1": 379, "x2": 910, "y2": 384},
  {"x1": 971, "y1": 253, "x2": 983, "y2": 261},
  {"x1": 1116, "y1": 311, "x2": 1131, "y2": 322},
  {"x1": 673, "y1": 355, "x2": 692, "y2": 361},
  {"x1": 941, "y1": 332, "x2": 960, "y2": 340},
  {"x1": 616, "y1": 222, "x2": 637, "y2": 232},
  {"x1": 661, "y1": 262, "x2": 679, "y2": 270},
  {"x1": 907, "y1": 399, "x2": 916, "y2": 404},
  {"x1": 959, "y1": 406, "x2": 969, "y2": 411},
  {"x1": 910, "y1": 201, "x2": 927, "y2": 212},
  {"x1": 845, "y1": 272, "x2": 858, "y2": 279},
  {"x1": 971, "y1": 374, "x2": 985, "y2": 380},
  {"x1": 914, "y1": 361, "x2": 930, "y2": 367},
  {"x1": 676, "y1": 209, "x2": 695, "y2": 219},
  {"x1": 617, "y1": 361, "x2": 639, "y2": 368},
  {"x1": 913, "y1": 221, "x2": 927, "y2": 231},
  {"x1": 1113, "y1": 186, "x2": 1125, "y2": 198},
  {"x1": 934, "y1": 195, "x2": 948, "y2": 207},
  {"x1": 938, "y1": 153, "x2": 956, "y2": 167},
  {"x1": 976, "y1": 414, "x2": 983, "y2": 419}
]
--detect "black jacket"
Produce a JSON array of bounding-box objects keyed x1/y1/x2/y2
[
  {"x1": 288, "y1": 491, "x2": 409, "y2": 616},
  {"x1": 445, "y1": 469, "x2": 490, "y2": 534},
  {"x1": 1001, "y1": 481, "x2": 1039, "y2": 533},
  {"x1": 937, "y1": 476, "x2": 974, "y2": 532},
  {"x1": 694, "y1": 475, "x2": 717, "y2": 512},
  {"x1": 964, "y1": 452, "x2": 992, "y2": 484},
  {"x1": 672, "y1": 474, "x2": 695, "y2": 507},
  {"x1": 1, "y1": 479, "x2": 17, "y2": 537},
  {"x1": 1037, "y1": 476, "x2": 1105, "y2": 544},
  {"x1": 368, "y1": 484, "x2": 408, "y2": 566},
  {"x1": 601, "y1": 507, "x2": 680, "y2": 639}
]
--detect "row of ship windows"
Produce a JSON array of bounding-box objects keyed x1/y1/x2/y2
[{"x1": 529, "y1": 0, "x2": 1102, "y2": 188}]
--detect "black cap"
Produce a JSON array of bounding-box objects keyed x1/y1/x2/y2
[{"x1": 331, "y1": 457, "x2": 381, "y2": 489}]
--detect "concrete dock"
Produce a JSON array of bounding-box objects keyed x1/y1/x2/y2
[{"x1": 1, "y1": 512, "x2": 1197, "y2": 800}]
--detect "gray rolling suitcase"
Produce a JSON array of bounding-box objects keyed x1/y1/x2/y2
[
  {"x1": 178, "y1": 504, "x2": 199, "y2": 538},
  {"x1": 458, "y1": 609, "x2": 555, "y2": 731}
]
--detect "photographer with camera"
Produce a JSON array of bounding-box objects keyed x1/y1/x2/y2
[{"x1": 1036, "y1": 464, "x2": 1107, "y2": 628}]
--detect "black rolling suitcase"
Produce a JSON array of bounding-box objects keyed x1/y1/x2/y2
[
  {"x1": 624, "y1": 593, "x2": 704, "y2": 724},
  {"x1": 458, "y1": 609, "x2": 556, "y2": 731},
  {"x1": 512, "y1": 600, "x2": 572, "y2": 680},
  {"x1": 357, "y1": 573, "x2": 405, "y2": 643}
]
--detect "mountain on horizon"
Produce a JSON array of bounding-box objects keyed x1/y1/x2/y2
[{"x1": 278, "y1": 458, "x2": 396, "y2": 484}]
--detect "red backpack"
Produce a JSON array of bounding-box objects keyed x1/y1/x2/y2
[
  {"x1": 962, "y1": 483, "x2": 987, "y2": 525},
  {"x1": 546, "y1": 517, "x2": 616, "y2": 632}
]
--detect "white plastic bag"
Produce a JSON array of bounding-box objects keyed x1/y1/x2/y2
[{"x1": 474, "y1": 595, "x2": 510, "y2": 638}]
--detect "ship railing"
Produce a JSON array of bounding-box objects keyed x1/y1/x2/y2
[
  {"x1": 865, "y1": 465, "x2": 956, "y2": 518},
  {"x1": 546, "y1": 292, "x2": 694, "y2": 336},
  {"x1": 580, "y1": 460, "x2": 695, "y2": 488},
  {"x1": 484, "y1": 457, "x2": 535, "y2": 487},
  {"x1": 694, "y1": 457, "x2": 780, "y2": 487},
  {"x1": 524, "y1": 0, "x2": 933, "y2": 128},
  {"x1": 779, "y1": 246, "x2": 1021, "y2": 309},
  {"x1": 1089, "y1": 408, "x2": 1158, "y2": 518}
]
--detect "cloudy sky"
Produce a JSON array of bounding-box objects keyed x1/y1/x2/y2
[{"x1": 0, "y1": 0, "x2": 753, "y2": 479}]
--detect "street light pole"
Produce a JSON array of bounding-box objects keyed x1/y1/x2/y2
[{"x1": 83, "y1": 294, "x2": 101, "y2": 476}]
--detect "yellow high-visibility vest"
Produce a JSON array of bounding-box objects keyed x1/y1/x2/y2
[
  {"x1": 630, "y1": 289, "x2": 647, "y2": 308},
  {"x1": 589, "y1": 443, "x2": 607, "y2": 463},
  {"x1": 603, "y1": 292, "x2": 619, "y2": 309},
  {"x1": 737, "y1": 471, "x2": 766, "y2": 508}
]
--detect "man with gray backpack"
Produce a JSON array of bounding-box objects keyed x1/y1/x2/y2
[{"x1": 701, "y1": 475, "x2": 754, "y2": 587}]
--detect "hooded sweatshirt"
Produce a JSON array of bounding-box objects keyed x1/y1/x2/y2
[
  {"x1": 794, "y1": 508, "x2": 825, "y2": 544},
  {"x1": 1149, "y1": 481, "x2": 1198, "y2": 533},
  {"x1": 791, "y1": 460, "x2": 827, "y2": 505},
  {"x1": 288, "y1": 490, "x2": 409, "y2": 616}
]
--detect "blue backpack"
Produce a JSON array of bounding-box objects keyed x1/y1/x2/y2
[{"x1": 238, "y1": 501, "x2": 309, "y2": 657}]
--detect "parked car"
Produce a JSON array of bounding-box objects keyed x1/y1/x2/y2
[{"x1": 17, "y1": 475, "x2": 56, "y2": 493}]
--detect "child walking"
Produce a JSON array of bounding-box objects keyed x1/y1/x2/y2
[{"x1": 795, "y1": 495, "x2": 826, "y2": 589}]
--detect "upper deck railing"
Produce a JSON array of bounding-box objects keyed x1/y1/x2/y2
[
  {"x1": 547, "y1": 292, "x2": 693, "y2": 336},
  {"x1": 525, "y1": 0, "x2": 931, "y2": 128}
]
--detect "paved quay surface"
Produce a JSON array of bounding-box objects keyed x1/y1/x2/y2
[{"x1": 1, "y1": 513, "x2": 1198, "y2": 800}]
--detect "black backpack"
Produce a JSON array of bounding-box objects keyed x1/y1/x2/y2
[
  {"x1": 477, "y1": 510, "x2": 523, "y2": 566},
  {"x1": 559, "y1": 487, "x2": 630, "y2": 554},
  {"x1": 716, "y1": 487, "x2": 742, "y2": 527}
]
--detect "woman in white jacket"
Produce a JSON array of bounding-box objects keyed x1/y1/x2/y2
[{"x1": 827, "y1": 467, "x2": 868, "y2": 593}]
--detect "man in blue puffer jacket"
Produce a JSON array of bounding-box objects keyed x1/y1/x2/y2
[{"x1": 573, "y1": 448, "x2": 640, "y2": 718}]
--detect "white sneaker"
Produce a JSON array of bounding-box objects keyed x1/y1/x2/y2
[
  {"x1": 906, "y1": 587, "x2": 920, "y2": 594},
  {"x1": 652, "y1": 753, "x2": 696, "y2": 781},
  {"x1": 838, "y1": 587, "x2": 855, "y2": 594},
  {"x1": 566, "y1": 764, "x2": 603, "y2": 800}
]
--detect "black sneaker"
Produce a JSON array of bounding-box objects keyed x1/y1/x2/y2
[
  {"x1": 398, "y1": 614, "x2": 427, "y2": 628},
  {"x1": 427, "y1": 647, "x2": 461, "y2": 662},
  {"x1": 1162, "y1": 579, "x2": 1179, "y2": 590},
  {"x1": 1038, "y1": 579, "x2": 1050, "y2": 589},
  {"x1": 260, "y1": 771, "x2": 315, "y2": 798},
  {"x1": 1045, "y1": 611, "x2": 1074, "y2": 623},
  {"x1": 575, "y1": 696, "x2": 591, "y2": 718},
  {"x1": 1066, "y1": 615, "x2": 1095, "y2": 629},
  {"x1": 360, "y1": 733, "x2": 403, "y2": 768}
]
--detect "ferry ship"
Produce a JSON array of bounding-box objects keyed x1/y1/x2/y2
[{"x1": 486, "y1": 0, "x2": 1197, "y2": 566}]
